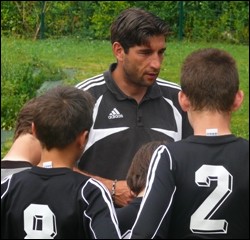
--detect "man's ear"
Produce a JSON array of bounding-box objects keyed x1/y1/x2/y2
[
  {"x1": 231, "y1": 90, "x2": 244, "y2": 111},
  {"x1": 178, "y1": 91, "x2": 190, "y2": 112},
  {"x1": 112, "y1": 42, "x2": 124, "y2": 61}
]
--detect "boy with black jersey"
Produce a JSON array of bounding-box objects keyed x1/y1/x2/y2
[
  {"x1": 1, "y1": 86, "x2": 121, "y2": 239},
  {"x1": 116, "y1": 141, "x2": 166, "y2": 238},
  {"x1": 130, "y1": 48, "x2": 249, "y2": 239}
]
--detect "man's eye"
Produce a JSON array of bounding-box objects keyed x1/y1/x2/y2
[{"x1": 140, "y1": 51, "x2": 151, "y2": 55}]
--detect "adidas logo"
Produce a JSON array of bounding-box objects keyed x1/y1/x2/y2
[{"x1": 108, "y1": 108, "x2": 124, "y2": 119}]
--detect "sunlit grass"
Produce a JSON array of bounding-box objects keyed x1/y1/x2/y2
[{"x1": 1, "y1": 36, "x2": 249, "y2": 140}]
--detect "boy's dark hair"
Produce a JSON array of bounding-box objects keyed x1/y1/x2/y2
[
  {"x1": 110, "y1": 7, "x2": 169, "y2": 53},
  {"x1": 13, "y1": 98, "x2": 39, "y2": 141},
  {"x1": 181, "y1": 48, "x2": 239, "y2": 112},
  {"x1": 33, "y1": 86, "x2": 94, "y2": 150},
  {"x1": 126, "y1": 141, "x2": 167, "y2": 196}
]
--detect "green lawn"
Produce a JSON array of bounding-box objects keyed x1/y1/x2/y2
[{"x1": 1, "y1": 37, "x2": 249, "y2": 142}]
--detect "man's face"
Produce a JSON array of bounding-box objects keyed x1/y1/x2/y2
[{"x1": 122, "y1": 35, "x2": 166, "y2": 87}]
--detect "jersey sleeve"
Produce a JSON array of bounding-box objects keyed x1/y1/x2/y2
[
  {"x1": 1, "y1": 175, "x2": 13, "y2": 239},
  {"x1": 81, "y1": 178, "x2": 121, "y2": 239},
  {"x1": 130, "y1": 145, "x2": 176, "y2": 239},
  {"x1": 1, "y1": 175, "x2": 12, "y2": 199}
]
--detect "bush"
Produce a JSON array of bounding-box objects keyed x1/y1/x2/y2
[
  {"x1": 1, "y1": 1, "x2": 248, "y2": 44},
  {"x1": 1, "y1": 57, "x2": 66, "y2": 130}
]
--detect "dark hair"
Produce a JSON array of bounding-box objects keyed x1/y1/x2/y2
[
  {"x1": 110, "y1": 7, "x2": 169, "y2": 53},
  {"x1": 33, "y1": 86, "x2": 94, "y2": 150},
  {"x1": 13, "y1": 98, "x2": 39, "y2": 141},
  {"x1": 180, "y1": 48, "x2": 239, "y2": 112},
  {"x1": 126, "y1": 141, "x2": 167, "y2": 196}
]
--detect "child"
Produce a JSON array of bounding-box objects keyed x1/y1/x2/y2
[
  {"x1": 1, "y1": 97, "x2": 42, "y2": 180},
  {"x1": 1, "y1": 86, "x2": 121, "y2": 239},
  {"x1": 116, "y1": 141, "x2": 166, "y2": 238},
  {"x1": 130, "y1": 48, "x2": 249, "y2": 239}
]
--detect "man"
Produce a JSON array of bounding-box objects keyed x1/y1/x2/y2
[
  {"x1": 130, "y1": 48, "x2": 249, "y2": 239},
  {"x1": 76, "y1": 7, "x2": 193, "y2": 207}
]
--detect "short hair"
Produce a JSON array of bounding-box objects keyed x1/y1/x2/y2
[
  {"x1": 13, "y1": 98, "x2": 39, "y2": 141},
  {"x1": 126, "y1": 141, "x2": 167, "y2": 196},
  {"x1": 110, "y1": 7, "x2": 169, "y2": 53},
  {"x1": 180, "y1": 48, "x2": 239, "y2": 112},
  {"x1": 33, "y1": 86, "x2": 94, "y2": 150}
]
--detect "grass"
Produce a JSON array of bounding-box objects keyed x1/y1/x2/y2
[{"x1": 1, "y1": 36, "x2": 249, "y2": 143}]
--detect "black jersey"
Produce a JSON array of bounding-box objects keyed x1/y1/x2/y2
[
  {"x1": 75, "y1": 63, "x2": 193, "y2": 179},
  {"x1": 116, "y1": 197, "x2": 142, "y2": 238},
  {"x1": 1, "y1": 166, "x2": 121, "y2": 239},
  {"x1": 130, "y1": 135, "x2": 249, "y2": 239}
]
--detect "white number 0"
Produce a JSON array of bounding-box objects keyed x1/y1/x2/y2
[{"x1": 190, "y1": 165, "x2": 232, "y2": 234}]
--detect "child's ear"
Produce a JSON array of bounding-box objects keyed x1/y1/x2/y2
[
  {"x1": 178, "y1": 91, "x2": 190, "y2": 112},
  {"x1": 231, "y1": 90, "x2": 244, "y2": 111},
  {"x1": 31, "y1": 122, "x2": 37, "y2": 137},
  {"x1": 79, "y1": 131, "x2": 89, "y2": 150}
]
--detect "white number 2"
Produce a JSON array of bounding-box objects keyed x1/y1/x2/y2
[
  {"x1": 190, "y1": 165, "x2": 232, "y2": 234},
  {"x1": 24, "y1": 204, "x2": 57, "y2": 239}
]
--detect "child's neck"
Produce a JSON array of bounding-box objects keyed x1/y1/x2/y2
[
  {"x1": 2, "y1": 134, "x2": 41, "y2": 165},
  {"x1": 137, "y1": 189, "x2": 145, "y2": 197},
  {"x1": 38, "y1": 148, "x2": 77, "y2": 169},
  {"x1": 190, "y1": 110, "x2": 232, "y2": 136}
]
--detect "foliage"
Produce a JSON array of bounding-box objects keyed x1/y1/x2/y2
[
  {"x1": 1, "y1": 59, "x2": 65, "y2": 130},
  {"x1": 90, "y1": 1, "x2": 131, "y2": 40},
  {"x1": 183, "y1": 1, "x2": 249, "y2": 44},
  {"x1": 1, "y1": 37, "x2": 66, "y2": 130},
  {"x1": 1, "y1": 137, "x2": 12, "y2": 160},
  {"x1": 1, "y1": 1, "x2": 249, "y2": 44},
  {"x1": 1, "y1": 1, "x2": 42, "y2": 38},
  {"x1": 130, "y1": 1, "x2": 179, "y2": 39}
]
